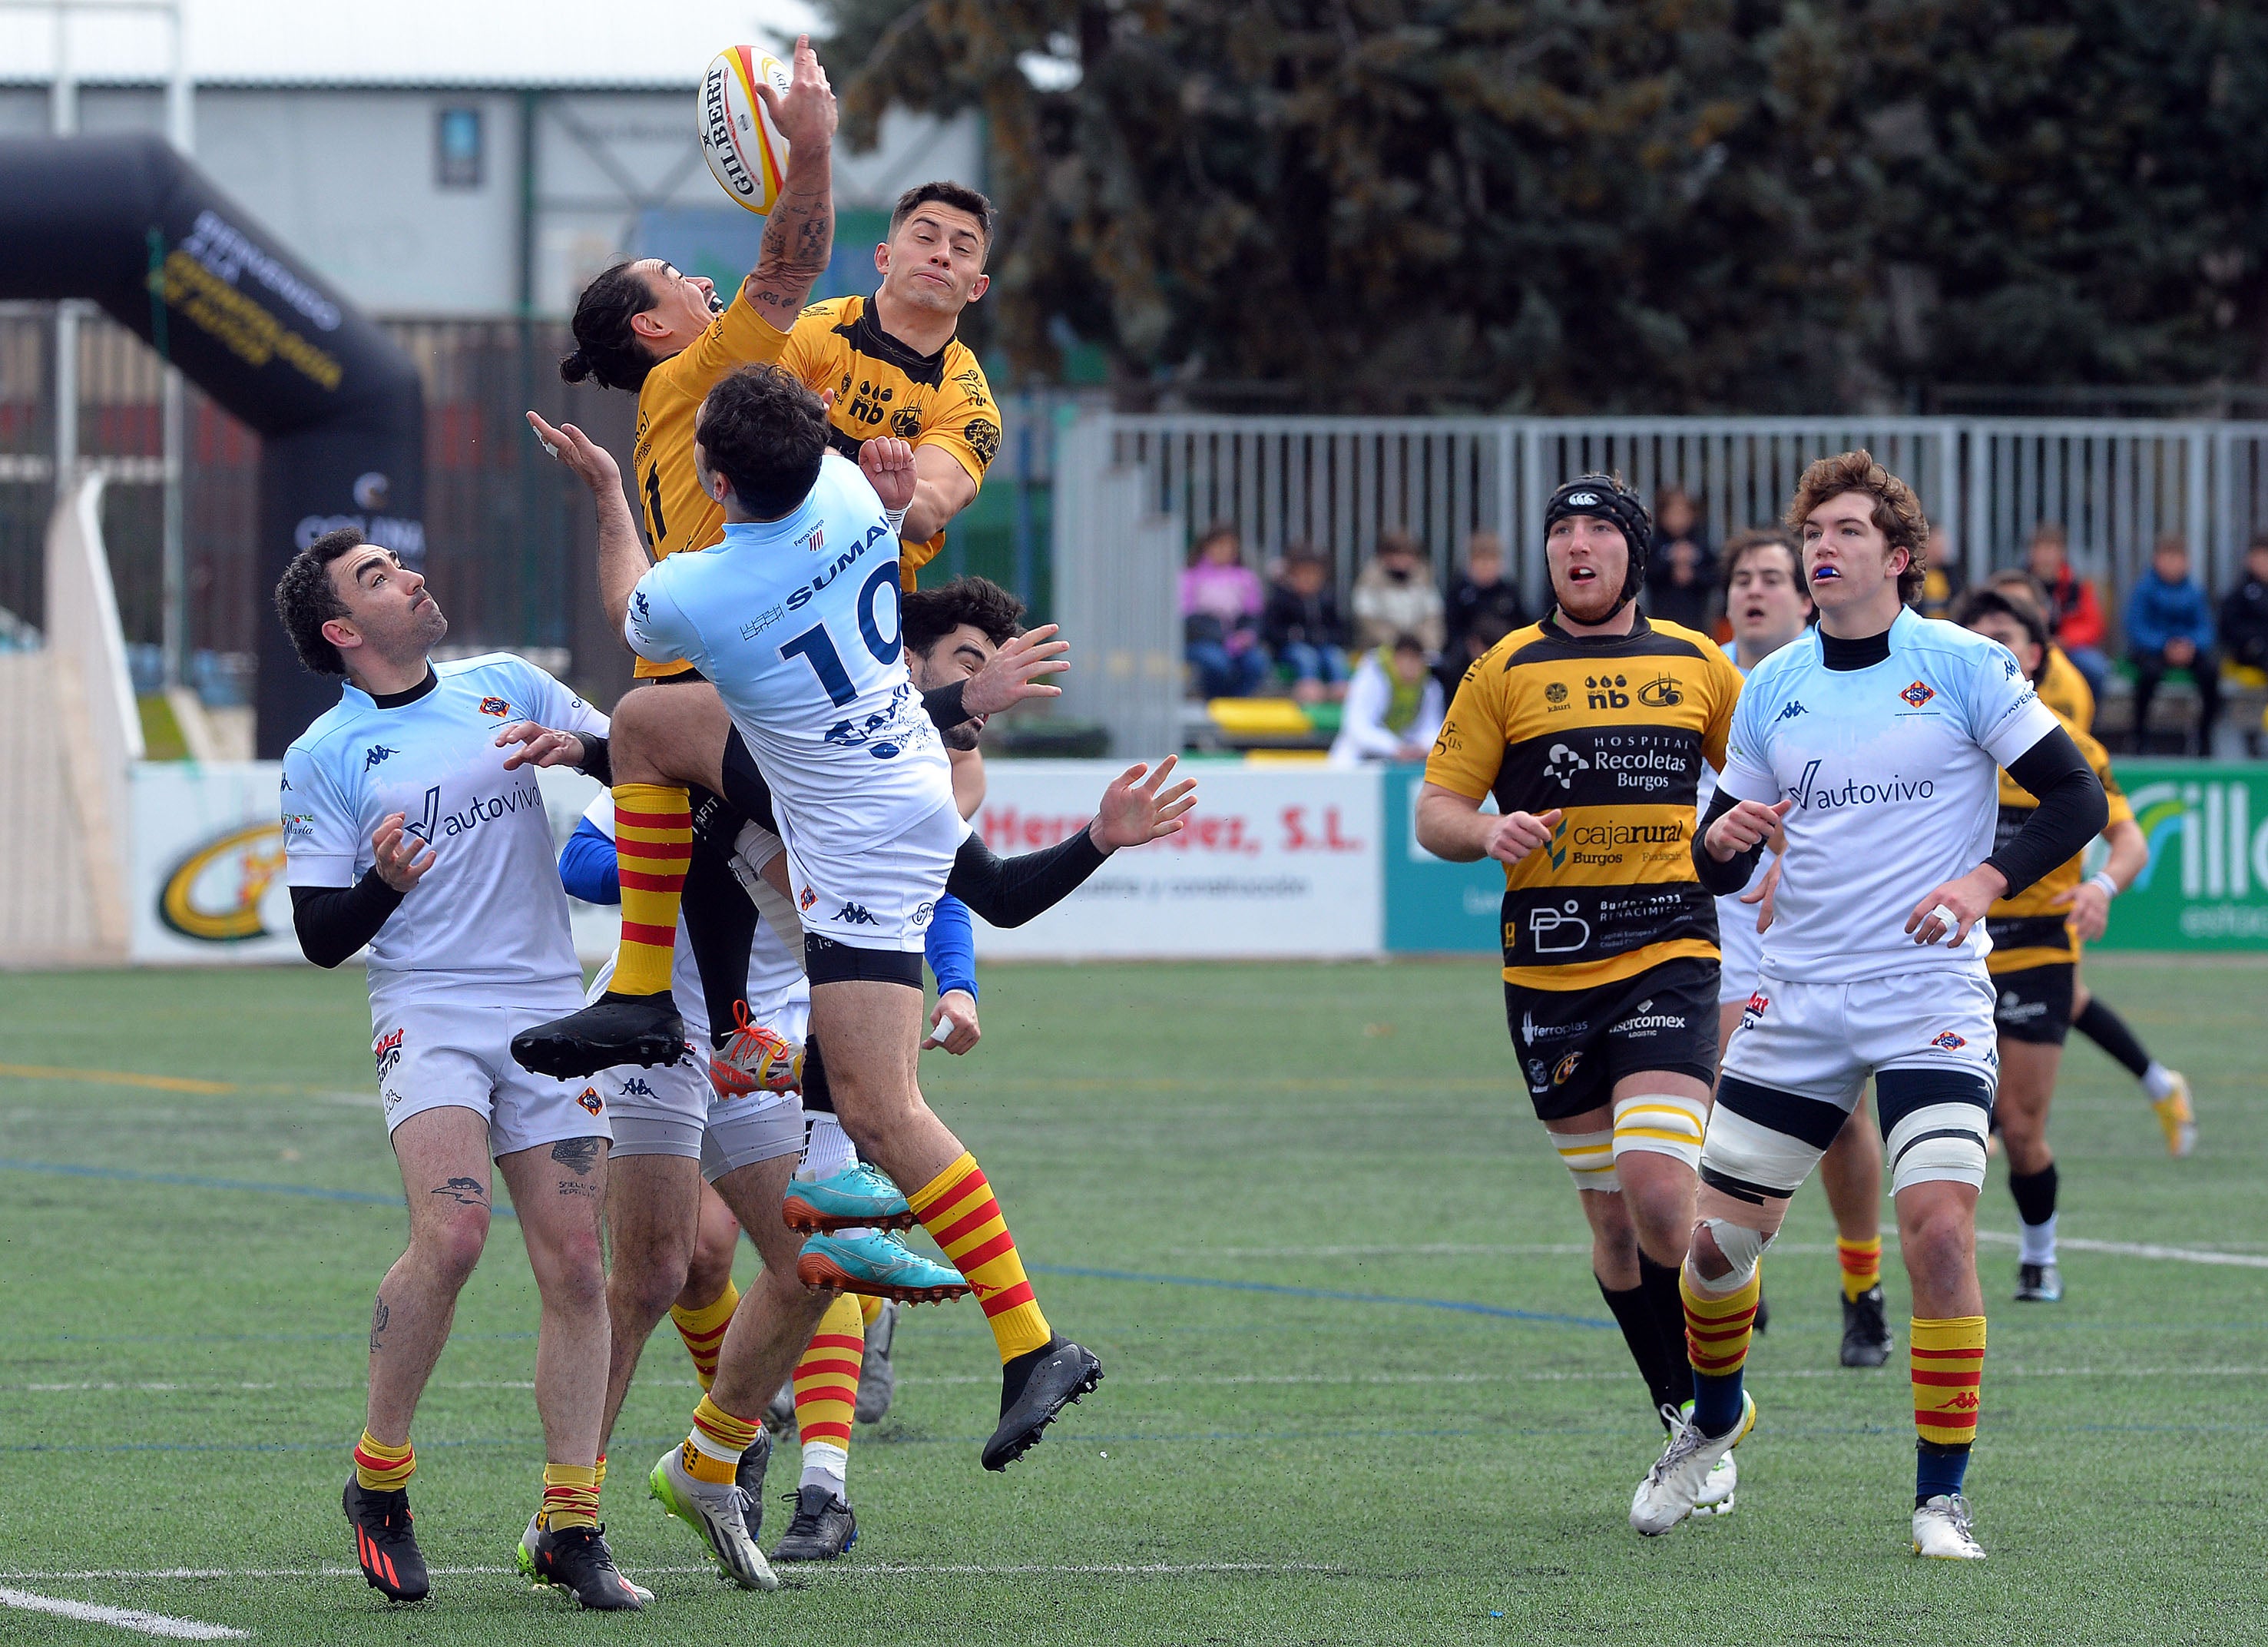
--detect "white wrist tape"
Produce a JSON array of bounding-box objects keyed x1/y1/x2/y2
[
  {"x1": 2086, "y1": 871, "x2": 2119, "y2": 900},
  {"x1": 883, "y1": 505, "x2": 909, "y2": 536}
]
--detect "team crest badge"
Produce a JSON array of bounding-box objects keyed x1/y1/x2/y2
[
  {"x1": 1551, "y1": 1051, "x2": 1583, "y2": 1087},
  {"x1": 577, "y1": 1086, "x2": 604, "y2": 1115},
  {"x1": 1545, "y1": 681, "x2": 1569, "y2": 705},
  {"x1": 1900, "y1": 681, "x2": 1936, "y2": 708},
  {"x1": 478, "y1": 697, "x2": 511, "y2": 717},
  {"x1": 1931, "y1": 1031, "x2": 1967, "y2": 1051},
  {"x1": 798, "y1": 886, "x2": 817, "y2": 912}
]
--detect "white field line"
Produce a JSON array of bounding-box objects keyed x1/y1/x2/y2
[
  {"x1": 1975, "y1": 1230, "x2": 2268, "y2": 1270},
  {"x1": 0, "y1": 1561, "x2": 1335, "y2": 1583},
  {"x1": 0, "y1": 1586, "x2": 246, "y2": 1639}
]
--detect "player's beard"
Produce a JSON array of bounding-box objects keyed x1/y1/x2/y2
[
  {"x1": 1553, "y1": 555, "x2": 1629, "y2": 626},
  {"x1": 942, "y1": 722, "x2": 982, "y2": 751}
]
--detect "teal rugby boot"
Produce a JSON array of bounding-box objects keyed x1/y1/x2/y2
[
  {"x1": 783, "y1": 1163, "x2": 915, "y2": 1234},
  {"x1": 795, "y1": 1231, "x2": 971, "y2": 1304}
]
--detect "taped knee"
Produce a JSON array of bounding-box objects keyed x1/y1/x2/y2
[
  {"x1": 1877, "y1": 1068, "x2": 1992, "y2": 1195},
  {"x1": 1611, "y1": 1091, "x2": 1708, "y2": 1172},
  {"x1": 1690, "y1": 1218, "x2": 1773, "y2": 1297},
  {"x1": 1550, "y1": 1128, "x2": 1618, "y2": 1194},
  {"x1": 1700, "y1": 1077, "x2": 1839, "y2": 1205}
]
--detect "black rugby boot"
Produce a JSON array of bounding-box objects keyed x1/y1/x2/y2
[
  {"x1": 982, "y1": 1337, "x2": 1103, "y2": 1471},
  {"x1": 343, "y1": 1476, "x2": 430, "y2": 1603},
  {"x1": 772, "y1": 1483, "x2": 858, "y2": 1561},
  {"x1": 512, "y1": 992, "x2": 684, "y2": 1077},
  {"x1": 1840, "y1": 1284, "x2": 1894, "y2": 1367}
]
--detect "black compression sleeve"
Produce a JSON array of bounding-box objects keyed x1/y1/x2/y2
[
  {"x1": 945, "y1": 826, "x2": 1109, "y2": 927},
  {"x1": 574, "y1": 733, "x2": 611, "y2": 785},
  {"x1": 1988, "y1": 725, "x2": 2109, "y2": 896},
  {"x1": 1692, "y1": 787, "x2": 1766, "y2": 896},
  {"x1": 923, "y1": 680, "x2": 970, "y2": 731},
  {"x1": 290, "y1": 870, "x2": 406, "y2": 968}
]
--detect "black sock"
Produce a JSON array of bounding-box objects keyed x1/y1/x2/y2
[
  {"x1": 1000, "y1": 1335, "x2": 1064, "y2": 1413},
  {"x1": 2009, "y1": 1162, "x2": 2059, "y2": 1227},
  {"x1": 680, "y1": 836, "x2": 759, "y2": 1049},
  {"x1": 1598, "y1": 1274, "x2": 1674, "y2": 1417},
  {"x1": 801, "y1": 1036, "x2": 834, "y2": 1115},
  {"x1": 1637, "y1": 1254, "x2": 1695, "y2": 1412},
  {"x1": 2073, "y1": 997, "x2": 2151, "y2": 1079}
]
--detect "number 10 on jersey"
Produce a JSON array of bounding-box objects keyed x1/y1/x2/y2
[{"x1": 777, "y1": 559, "x2": 903, "y2": 707}]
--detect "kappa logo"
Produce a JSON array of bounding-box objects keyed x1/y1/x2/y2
[
  {"x1": 1776, "y1": 700, "x2": 1808, "y2": 722},
  {"x1": 1900, "y1": 680, "x2": 1937, "y2": 708},
  {"x1": 2003, "y1": 655, "x2": 2021, "y2": 679},
  {"x1": 1585, "y1": 673, "x2": 1631, "y2": 710},
  {"x1": 1931, "y1": 1030, "x2": 1968, "y2": 1051},
  {"x1": 363, "y1": 744, "x2": 399, "y2": 772},
  {"x1": 832, "y1": 902, "x2": 880, "y2": 926},
  {"x1": 1541, "y1": 743, "x2": 1592, "y2": 789},
  {"x1": 1637, "y1": 673, "x2": 1684, "y2": 708},
  {"x1": 577, "y1": 1085, "x2": 604, "y2": 1115},
  {"x1": 621, "y1": 1076, "x2": 658, "y2": 1099},
  {"x1": 632, "y1": 590, "x2": 651, "y2": 625},
  {"x1": 1545, "y1": 681, "x2": 1571, "y2": 708},
  {"x1": 478, "y1": 696, "x2": 511, "y2": 717},
  {"x1": 373, "y1": 1028, "x2": 405, "y2": 1081}
]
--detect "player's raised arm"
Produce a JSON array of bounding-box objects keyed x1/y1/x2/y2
[
  {"x1": 741, "y1": 35, "x2": 837, "y2": 329},
  {"x1": 528, "y1": 411, "x2": 650, "y2": 636}
]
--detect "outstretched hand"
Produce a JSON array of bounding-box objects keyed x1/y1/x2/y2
[
  {"x1": 495, "y1": 721, "x2": 586, "y2": 771},
  {"x1": 1087, "y1": 756, "x2": 1198, "y2": 854},
  {"x1": 754, "y1": 34, "x2": 838, "y2": 153},
  {"x1": 961, "y1": 623, "x2": 1069, "y2": 717},
  {"x1": 371, "y1": 812, "x2": 436, "y2": 893},
  {"x1": 859, "y1": 436, "x2": 918, "y2": 513},
  {"x1": 527, "y1": 411, "x2": 620, "y2": 494}
]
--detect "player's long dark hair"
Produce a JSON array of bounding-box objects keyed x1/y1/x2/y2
[{"x1": 561, "y1": 262, "x2": 657, "y2": 393}]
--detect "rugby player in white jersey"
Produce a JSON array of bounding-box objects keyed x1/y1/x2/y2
[
  {"x1": 274, "y1": 529, "x2": 642, "y2": 1610},
  {"x1": 1635, "y1": 452, "x2": 2107, "y2": 1556},
  {"x1": 1705, "y1": 530, "x2": 1896, "y2": 1370}
]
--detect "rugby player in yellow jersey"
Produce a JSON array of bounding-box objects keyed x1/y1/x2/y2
[
  {"x1": 1419, "y1": 474, "x2": 1750, "y2": 1518},
  {"x1": 1954, "y1": 588, "x2": 2148, "y2": 1302}
]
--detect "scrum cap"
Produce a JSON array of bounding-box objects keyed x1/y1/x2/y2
[{"x1": 1543, "y1": 473, "x2": 1652, "y2": 611}]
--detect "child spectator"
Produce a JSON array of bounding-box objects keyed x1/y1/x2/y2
[
  {"x1": 1180, "y1": 522, "x2": 1268, "y2": 698},
  {"x1": 2219, "y1": 533, "x2": 2268, "y2": 677},
  {"x1": 1351, "y1": 530, "x2": 1445, "y2": 653},
  {"x1": 1644, "y1": 486, "x2": 1716, "y2": 630},
  {"x1": 2125, "y1": 535, "x2": 2221, "y2": 753},
  {"x1": 1330, "y1": 633, "x2": 1444, "y2": 766},
  {"x1": 2027, "y1": 522, "x2": 2110, "y2": 699},
  {"x1": 1445, "y1": 531, "x2": 1528, "y2": 657},
  {"x1": 1261, "y1": 543, "x2": 1349, "y2": 704}
]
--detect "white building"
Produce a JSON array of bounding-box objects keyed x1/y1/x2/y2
[{"x1": 0, "y1": 0, "x2": 985, "y2": 316}]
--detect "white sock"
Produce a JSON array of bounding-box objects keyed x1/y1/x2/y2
[
  {"x1": 799, "y1": 1441, "x2": 848, "y2": 1500},
  {"x1": 2019, "y1": 1213, "x2": 2059, "y2": 1268},
  {"x1": 2143, "y1": 1062, "x2": 2177, "y2": 1102},
  {"x1": 800, "y1": 1112, "x2": 856, "y2": 1181}
]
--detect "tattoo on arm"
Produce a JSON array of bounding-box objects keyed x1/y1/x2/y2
[
  {"x1": 550, "y1": 1137, "x2": 604, "y2": 1176},
  {"x1": 369, "y1": 1294, "x2": 389, "y2": 1354},
  {"x1": 429, "y1": 1176, "x2": 489, "y2": 1208}
]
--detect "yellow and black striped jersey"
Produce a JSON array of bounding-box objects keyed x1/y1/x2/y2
[
  {"x1": 1424, "y1": 615, "x2": 1744, "y2": 991},
  {"x1": 2038, "y1": 645, "x2": 2095, "y2": 732},
  {"x1": 1985, "y1": 704, "x2": 2133, "y2": 973},
  {"x1": 627, "y1": 293, "x2": 793, "y2": 678},
  {"x1": 777, "y1": 294, "x2": 998, "y2": 591}
]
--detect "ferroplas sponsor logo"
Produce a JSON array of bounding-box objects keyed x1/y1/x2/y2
[{"x1": 1785, "y1": 757, "x2": 1935, "y2": 810}]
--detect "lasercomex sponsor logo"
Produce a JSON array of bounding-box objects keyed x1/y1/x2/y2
[
  {"x1": 1786, "y1": 757, "x2": 1935, "y2": 810},
  {"x1": 1611, "y1": 998, "x2": 1687, "y2": 1036}
]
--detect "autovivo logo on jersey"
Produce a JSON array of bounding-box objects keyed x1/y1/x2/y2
[{"x1": 2101, "y1": 764, "x2": 2268, "y2": 950}]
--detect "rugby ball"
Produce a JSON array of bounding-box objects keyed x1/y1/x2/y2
[{"x1": 698, "y1": 48, "x2": 793, "y2": 215}]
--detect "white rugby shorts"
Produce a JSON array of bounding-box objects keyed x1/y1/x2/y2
[
  {"x1": 781, "y1": 797, "x2": 964, "y2": 953},
  {"x1": 1720, "y1": 967, "x2": 1999, "y2": 1108},
  {"x1": 700, "y1": 990, "x2": 810, "y2": 1181},
  {"x1": 370, "y1": 984, "x2": 612, "y2": 1158}
]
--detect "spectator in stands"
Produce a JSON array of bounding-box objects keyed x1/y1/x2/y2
[
  {"x1": 1436, "y1": 611, "x2": 1514, "y2": 707},
  {"x1": 1445, "y1": 531, "x2": 1527, "y2": 657},
  {"x1": 1180, "y1": 521, "x2": 1269, "y2": 699},
  {"x1": 1351, "y1": 530, "x2": 1445, "y2": 654},
  {"x1": 1916, "y1": 523, "x2": 1966, "y2": 618},
  {"x1": 1262, "y1": 543, "x2": 1349, "y2": 704},
  {"x1": 2219, "y1": 532, "x2": 2268, "y2": 677},
  {"x1": 1330, "y1": 632, "x2": 1445, "y2": 766},
  {"x1": 1644, "y1": 487, "x2": 1715, "y2": 630},
  {"x1": 2027, "y1": 522, "x2": 2111, "y2": 699},
  {"x1": 2125, "y1": 535, "x2": 2221, "y2": 754}
]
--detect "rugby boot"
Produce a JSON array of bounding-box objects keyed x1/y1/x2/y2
[
  {"x1": 1912, "y1": 1493, "x2": 1986, "y2": 1559},
  {"x1": 2015, "y1": 1261, "x2": 2063, "y2": 1303},
  {"x1": 783, "y1": 1163, "x2": 916, "y2": 1234},
  {"x1": 520, "y1": 1521, "x2": 645, "y2": 1610},
  {"x1": 518, "y1": 1512, "x2": 654, "y2": 1605},
  {"x1": 1672, "y1": 1401, "x2": 1743, "y2": 1517},
  {"x1": 512, "y1": 992, "x2": 685, "y2": 1078},
  {"x1": 2153, "y1": 1071, "x2": 2197, "y2": 1157},
  {"x1": 772, "y1": 1484, "x2": 858, "y2": 1562},
  {"x1": 856, "y1": 1299, "x2": 899, "y2": 1423},
  {"x1": 1631, "y1": 1393, "x2": 1756, "y2": 1536},
  {"x1": 796, "y1": 1231, "x2": 971, "y2": 1304},
  {"x1": 763, "y1": 1379, "x2": 796, "y2": 1437},
  {"x1": 983, "y1": 1336, "x2": 1104, "y2": 1472},
  {"x1": 343, "y1": 1476, "x2": 430, "y2": 1603},
  {"x1": 709, "y1": 1003, "x2": 803, "y2": 1099},
  {"x1": 1839, "y1": 1284, "x2": 1895, "y2": 1367},
  {"x1": 735, "y1": 1425, "x2": 773, "y2": 1536},
  {"x1": 649, "y1": 1445, "x2": 778, "y2": 1592}
]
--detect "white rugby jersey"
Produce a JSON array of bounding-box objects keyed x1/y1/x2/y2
[
  {"x1": 1697, "y1": 638, "x2": 1770, "y2": 905},
  {"x1": 624, "y1": 452, "x2": 959, "y2": 857},
  {"x1": 282, "y1": 654, "x2": 607, "y2": 1006},
  {"x1": 580, "y1": 793, "x2": 806, "y2": 1040},
  {"x1": 1716, "y1": 607, "x2": 2059, "y2": 983}
]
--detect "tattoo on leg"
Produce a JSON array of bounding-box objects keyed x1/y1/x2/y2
[
  {"x1": 550, "y1": 1137, "x2": 604, "y2": 1177},
  {"x1": 369, "y1": 1295, "x2": 389, "y2": 1354},
  {"x1": 429, "y1": 1176, "x2": 488, "y2": 1207}
]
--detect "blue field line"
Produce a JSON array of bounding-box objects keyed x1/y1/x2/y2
[
  {"x1": 0, "y1": 1158, "x2": 521, "y2": 1219},
  {"x1": 1030, "y1": 1264, "x2": 1611, "y2": 1329}
]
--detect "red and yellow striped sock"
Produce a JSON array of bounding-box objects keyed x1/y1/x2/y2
[
  {"x1": 612, "y1": 783, "x2": 692, "y2": 996},
  {"x1": 1837, "y1": 1235, "x2": 1883, "y2": 1302},
  {"x1": 538, "y1": 1463, "x2": 600, "y2": 1532},
  {"x1": 353, "y1": 1430, "x2": 414, "y2": 1493},
  {"x1": 859, "y1": 1293, "x2": 883, "y2": 1328},
  {"x1": 670, "y1": 1279, "x2": 740, "y2": 1392},
  {"x1": 681, "y1": 1393, "x2": 760, "y2": 1486},
  {"x1": 906, "y1": 1151, "x2": 1051, "y2": 1362},
  {"x1": 796, "y1": 1292, "x2": 864, "y2": 1487},
  {"x1": 1912, "y1": 1315, "x2": 1986, "y2": 1446},
  {"x1": 1682, "y1": 1268, "x2": 1763, "y2": 1379},
  {"x1": 594, "y1": 1453, "x2": 606, "y2": 1496}
]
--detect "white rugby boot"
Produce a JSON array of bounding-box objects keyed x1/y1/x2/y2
[
  {"x1": 1912, "y1": 1493, "x2": 1986, "y2": 1559},
  {"x1": 1676, "y1": 1397, "x2": 1747, "y2": 1517},
  {"x1": 1631, "y1": 1393, "x2": 1754, "y2": 1535},
  {"x1": 648, "y1": 1444, "x2": 779, "y2": 1591}
]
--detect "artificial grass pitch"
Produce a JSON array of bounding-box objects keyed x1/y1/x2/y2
[{"x1": 2, "y1": 956, "x2": 2265, "y2": 1644}]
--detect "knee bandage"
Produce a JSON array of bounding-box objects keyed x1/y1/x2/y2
[
  {"x1": 799, "y1": 1111, "x2": 855, "y2": 1182},
  {"x1": 1877, "y1": 1069, "x2": 1993, "y2": 1195},
  {"x1": 1551, "y1": 1128, "x2": 1618, "y2": 1194},
  {"x1": 730, "y1": 823, "x2": 804, "y2": 957},
  {"x1": 1690, "y1": 1217, "x2": 1775, "y2": 1297},
  {"x1": 1611, "y1": 1091, "x2": 1709, "y2": 1172}
]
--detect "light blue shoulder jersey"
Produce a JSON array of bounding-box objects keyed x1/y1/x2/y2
[
  {"x1": 281, "y1": 653, "x2": 606, "y2": 1006},
  {"x1": 1716, "y1": 607, "x2": 2058, "y2": 984}
]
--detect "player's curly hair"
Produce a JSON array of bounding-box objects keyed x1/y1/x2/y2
[
  {"x1": 903, "y1": 576, "x2": 1025, "y2": 656},
  {"x1": 1719, "y1": 525, "x2": 1808, "y2": 601},
  {"x1": 1785, "y1": 449, "x2": 1929, "y2": 605},
  {"x1": 561, "y1": 261, "x2": 659, "y2": 393},
  {"x1": 273, "y1": 526, "x2": 372, "y2": 676},
  {"x1": 695, "y1": 364, "x2": 828, "y2": 519}
]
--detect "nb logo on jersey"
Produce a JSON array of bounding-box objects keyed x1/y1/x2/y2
[
  {"x1": 1776, "y1": 701, "x2": 1808, "y2": 722},
  {"x1": 832, "y1": 902, "x2": 879, "y2": 926},
  {"x1": 621, "y1": 1077, "x2": 657, "y2": 1099},
  {"x1": 847, "y1": 378, "x2": 895, "y2": 426},
  {"x1": 363, "y1": 744, "x2": 399, "y2": 771},
  {"x1": 1585, "y1": 673, "x2": 1630, "y2": 710},
  {"x1": 1541, "y1": 744, "x2": 1591, "y2": 789},
  {"x1": 1900, "y1": 680, "x2": 1937, "y2": 708},
  {"x1": 1637, "y1": 674, "x2": 1683, "y2": 708}
]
